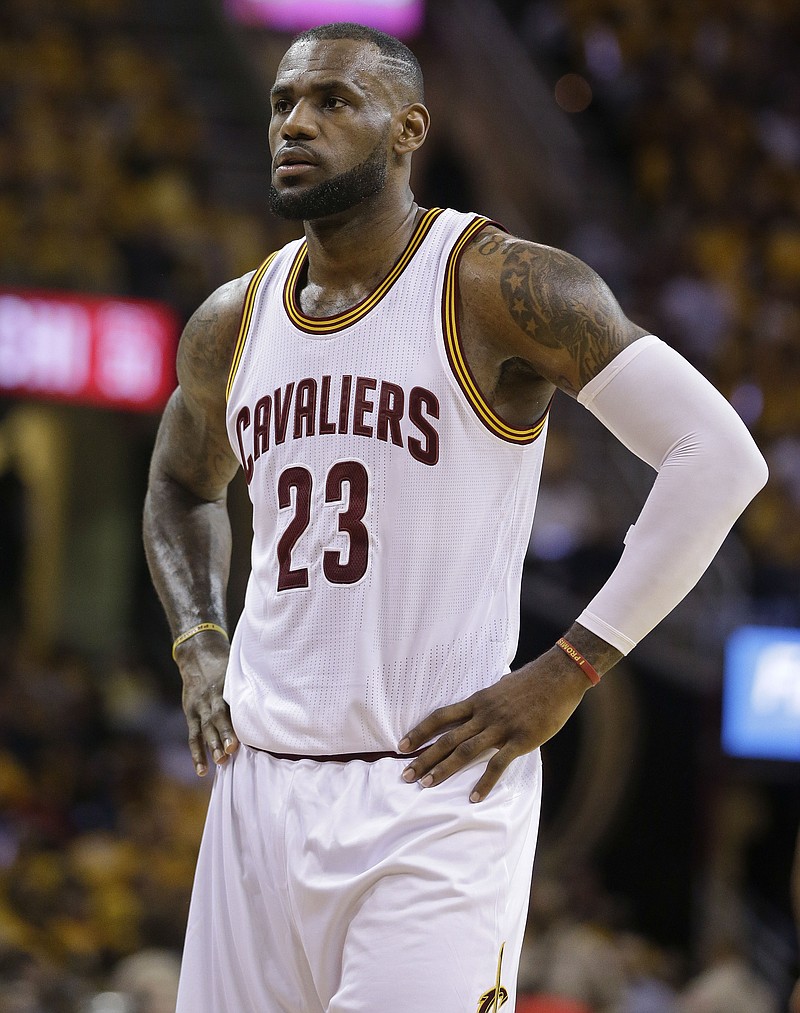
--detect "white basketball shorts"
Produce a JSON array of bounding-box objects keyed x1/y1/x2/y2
[{"x1": 176, "y1": 743, "x2": 542, "y2": 1013}]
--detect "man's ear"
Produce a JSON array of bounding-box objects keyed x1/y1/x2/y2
[{"x1": 394, "y1": 103, "x2": 430, "y2": 154}]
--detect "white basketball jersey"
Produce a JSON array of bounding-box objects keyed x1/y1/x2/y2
[{"x1": 224, "y1": 208, "x2": 549, "y2": 755}]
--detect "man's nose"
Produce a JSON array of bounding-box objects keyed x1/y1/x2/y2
[{"x1": 281, "y1": 99, "x2": 319, "y2": 140}]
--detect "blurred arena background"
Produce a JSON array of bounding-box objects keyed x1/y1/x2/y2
[{"x1": 0, "y1": 0, "x2": 798, "y2": 1009}]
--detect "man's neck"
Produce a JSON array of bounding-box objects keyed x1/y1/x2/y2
[{"x1": 302, "y1": 192, "x2": 421, "y2": 292}]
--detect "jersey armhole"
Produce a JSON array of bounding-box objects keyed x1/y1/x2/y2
[
  {"x1": 225, "y1": 252, "x2": 279, "y2": 402},
  {"x1": 441, "y1": 218, "x2": 550, "y2": 445}
]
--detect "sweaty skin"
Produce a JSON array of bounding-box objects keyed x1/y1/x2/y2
[{"x1": 144, "y1": 36, "x2": 633, "y2": 794}]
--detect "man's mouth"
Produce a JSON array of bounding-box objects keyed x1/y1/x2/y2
[{"x1": 274, "y1": 148, "x2": 318, "y2": 179}]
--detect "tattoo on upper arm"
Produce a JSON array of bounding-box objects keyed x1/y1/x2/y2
[{"x1": 476, "y1": 235, "x2": 633, "y2": 392}]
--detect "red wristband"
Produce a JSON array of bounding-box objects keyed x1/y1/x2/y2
[{"x1": 555, "y1": 637, "x2": 601, "y2": 686}]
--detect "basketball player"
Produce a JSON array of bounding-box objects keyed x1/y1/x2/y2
[{"x1": 143, "y1": 22, "x2": 767, "y2": 1013}]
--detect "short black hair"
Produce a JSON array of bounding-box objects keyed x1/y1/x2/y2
[{"x1": 290, "y1": 22, "x2": 425, "y2": 103}]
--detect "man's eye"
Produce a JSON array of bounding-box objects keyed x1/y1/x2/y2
[
  {"x1": 324, "y1": 96, "x2": 346, "y2": 109},
  {"x1": 273, "y1": 100, "x2": 291, "y2": 114}
]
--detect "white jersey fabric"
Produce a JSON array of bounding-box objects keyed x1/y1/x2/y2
[{"x1": 224, "y1": 207, "x2": 549, "y2": 756}]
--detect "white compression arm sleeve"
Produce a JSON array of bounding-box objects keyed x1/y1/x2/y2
[{"x1": 575, "y1": 335, "x2": 768, "y2": 654}]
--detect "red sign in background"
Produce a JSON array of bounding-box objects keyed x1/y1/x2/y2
[{"x1": 0, "y1": 289, "x2": 180, "y2": 412}]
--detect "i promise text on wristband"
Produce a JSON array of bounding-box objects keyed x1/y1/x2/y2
[
  {"x1": 555, "y1": 637, "x2": 601, "y2": 686},
  {"x1": 172, "y1": 622, "x2": 229, "y2": 661}
]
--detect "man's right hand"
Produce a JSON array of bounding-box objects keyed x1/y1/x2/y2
[{"x1": 176, "y1": 638, "x2": 240, "y2": 776}]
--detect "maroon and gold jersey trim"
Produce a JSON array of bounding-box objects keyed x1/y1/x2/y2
[
  {"x1": 226, "y1": 251, "x2": 279, "y2": 402},
  {"x1": 442, "y1": 216, "x2": 550, "y2": 445},
  {"x1": 283, "y1": 207, "x2": 445, "y2": 334}
]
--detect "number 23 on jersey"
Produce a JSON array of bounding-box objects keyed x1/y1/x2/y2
[{"x1": 276, "y1": 459, "x2": 370, "y2": 591}]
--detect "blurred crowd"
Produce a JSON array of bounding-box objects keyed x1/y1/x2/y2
[
  {"x1": 0, "y1": 0, "x2": 271, "y2": 318},
  {"x1": 0, "y1": 0, "x2": 798, "y2": 1009},
  {"x1": 0, "y1": 643, "x2": 204, "y2": 1010},
  {"x1": 517, "y1": 870, "x2": 783, "y2": 1013}
]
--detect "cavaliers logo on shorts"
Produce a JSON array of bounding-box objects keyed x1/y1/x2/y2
[
  {"x1": 476, "y1": 943, "x2": 508, "y2": 1012},
  {"x1": 476, "y1": 984, "x2": 509, "y2": 1012}
]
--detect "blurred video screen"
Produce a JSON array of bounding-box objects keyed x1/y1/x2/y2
[
  {"x1": 0, "y1": 289, "x2": 179, "y2": 413},
  {"x1": 224, "y1": 0, "x2": 424, "y2": 37},
  {"x1": 722, "y1": 625, "x2": 800, "y2": 762}
]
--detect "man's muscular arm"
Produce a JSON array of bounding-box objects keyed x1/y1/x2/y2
[
  {"x1": 143, "y1": 275, "x2": 249, "y2": 776},
  {"x1": 459, "y1": 230, "x2": 648, "y2": 398},
  {"x1": 399, "y1": 231, "x2": 766, "y2": 801}
]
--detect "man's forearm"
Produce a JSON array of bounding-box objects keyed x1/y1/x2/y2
[
  {"x1": 576, "y1": 337, "x2": 768, "y2": 654},
  {"x1": 143, "y1": 471, "x2": 233, "y2": 642}
]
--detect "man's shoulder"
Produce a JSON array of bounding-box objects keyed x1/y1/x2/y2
[
  {"x1": 459, "y1": 225, "x2": 593, "y2": 290},
  {"x1": 183, "y1": 266, "x2": 268, "y2": 353},
  {"x1": 199, "y1": 270, "x2": 258, "y2": 329},
  {"x1": 455, "y1": 226, "x2": 595, "y2": 341},
  {"x1": 455, "y1": 225, "x2": 646, "y2": 394},
  {"x1": 176, "y1": 270, "x2": 260, "y2": 407},
  {"x1": 201, "y1": 242, "x2": 297, "y2": 327}
]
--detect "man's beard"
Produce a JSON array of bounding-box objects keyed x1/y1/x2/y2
[{"x1": 268, "y1": 139, "x2": 388, "y2": 221}]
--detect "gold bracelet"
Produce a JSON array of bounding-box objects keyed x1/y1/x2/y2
[{"x1": 172, "y1": 622, "x2": 229, "y2": 661}]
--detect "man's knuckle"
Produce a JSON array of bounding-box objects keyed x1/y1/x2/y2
[
  {"x1": 454, "y1": 740, "x2": 475, "y2": 761},
  {"x1": 488, "y1": 754, "x2": 508, "y2": 774},
  {"x1": 202, "y1": 705, "x2": 220, "y2": 729},
  {"x1": 437, "y1": 731, "x2": 457, "y2": 752}
]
